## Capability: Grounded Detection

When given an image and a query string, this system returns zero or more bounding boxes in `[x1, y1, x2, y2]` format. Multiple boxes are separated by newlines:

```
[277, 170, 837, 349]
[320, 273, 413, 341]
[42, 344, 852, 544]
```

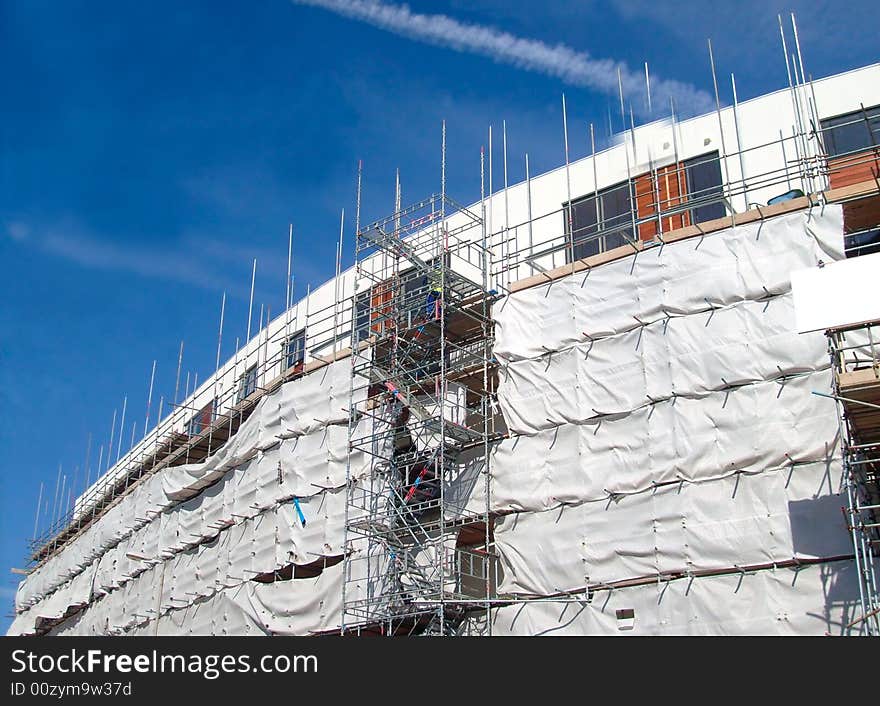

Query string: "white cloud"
[4, 219, 255, 298]
[4, 221, 30, 242]
[292, 0, 715, 116]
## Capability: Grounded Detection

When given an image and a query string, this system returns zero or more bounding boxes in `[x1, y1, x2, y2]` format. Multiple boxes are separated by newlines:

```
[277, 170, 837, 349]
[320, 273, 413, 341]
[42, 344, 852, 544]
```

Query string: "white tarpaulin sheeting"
[491, 372, 839, 512]
[46, 561, 347, 637]
[477, 560, 858, 636]
[494, 460, 848, 595]
[499, 294, 829, 435]
[494, 206, 843, 361]
[12, 359, 364, 634]
[14, 206, 855, 636]
[480, 205, 853, 633]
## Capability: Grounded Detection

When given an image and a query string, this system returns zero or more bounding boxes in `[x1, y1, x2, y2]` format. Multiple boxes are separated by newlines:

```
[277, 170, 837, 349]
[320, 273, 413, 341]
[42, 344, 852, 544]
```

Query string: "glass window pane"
[603, 231, 630, 251]
[354, 293, 370, 342]
[821, 106, 880, 157]
[685, 152, 725, 223]
[600, 182, 634, 243]
[566, 180, 634, 262]
[401, 267, 427, 325]
[845, 228, 880, 258]
[283, 330, 306, 372]
[569, 195, 599, 259]
[187, 400, 214, 436]
[601, 182, 632, 225]
[239, 365, 257, 401]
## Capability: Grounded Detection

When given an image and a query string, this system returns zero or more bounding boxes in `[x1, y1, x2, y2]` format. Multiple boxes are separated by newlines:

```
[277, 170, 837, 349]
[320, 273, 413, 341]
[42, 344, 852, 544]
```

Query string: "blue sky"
[0, 0, 875, 630]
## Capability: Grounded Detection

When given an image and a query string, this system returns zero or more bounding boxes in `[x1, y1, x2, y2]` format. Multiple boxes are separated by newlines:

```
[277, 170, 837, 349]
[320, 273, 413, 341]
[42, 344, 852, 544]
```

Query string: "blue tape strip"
[292, 497, 306, 527]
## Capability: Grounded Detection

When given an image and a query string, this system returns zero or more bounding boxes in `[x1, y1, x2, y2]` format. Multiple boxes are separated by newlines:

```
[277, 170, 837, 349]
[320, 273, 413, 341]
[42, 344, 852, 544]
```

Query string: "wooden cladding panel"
[370, 281, 393, 334]
[843, 194, 880, 234]
[634, 163, 690, 240]
[829, 149, 880, 189]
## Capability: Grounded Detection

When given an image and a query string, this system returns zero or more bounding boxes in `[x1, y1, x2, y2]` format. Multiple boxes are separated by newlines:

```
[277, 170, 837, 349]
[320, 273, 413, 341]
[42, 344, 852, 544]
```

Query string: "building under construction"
[9, 50, 880, 636]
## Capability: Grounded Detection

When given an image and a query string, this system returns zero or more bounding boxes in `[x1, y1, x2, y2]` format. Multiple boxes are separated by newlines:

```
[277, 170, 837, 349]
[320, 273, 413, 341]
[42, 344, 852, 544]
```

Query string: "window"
[238, 364, 258, 402]
[821, 106, 880, 158]
[187, 400, 214, 437]
[566, 152, 725, 262]
[401, 266, 428, 324]
[845, 228, 880, 258]
[399, 255, 448, 325]
[283, 330, 306, 372]
[354, 291, 371, 343]
[683, 151, 725, 224]
[565, 180, 635, 261]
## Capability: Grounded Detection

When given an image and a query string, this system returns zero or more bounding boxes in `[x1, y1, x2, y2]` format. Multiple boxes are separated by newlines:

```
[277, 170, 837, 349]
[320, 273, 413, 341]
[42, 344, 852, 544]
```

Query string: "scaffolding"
[15, 62, 880, 636]
[27, 274, 359, 569]
[342, 150, 503, 634]
[828, 323, 880, 635]
[493, 113, 880, 288]
[28, 83, 879, 573]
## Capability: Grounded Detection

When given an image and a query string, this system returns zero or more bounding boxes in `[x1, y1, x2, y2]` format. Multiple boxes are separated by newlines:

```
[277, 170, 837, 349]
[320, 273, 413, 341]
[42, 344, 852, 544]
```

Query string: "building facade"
[10, 62, 880, 636]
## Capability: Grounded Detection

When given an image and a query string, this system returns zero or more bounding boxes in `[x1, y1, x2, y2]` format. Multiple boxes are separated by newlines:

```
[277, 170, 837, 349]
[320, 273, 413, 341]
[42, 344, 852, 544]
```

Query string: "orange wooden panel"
[843, 194, 880, 233]
[634, 173, 657, 240]
[829, 149, 880, 189]
[660, 163, 691, 232]
[370, 281, 393, 334]
[634, 162, 692, 240]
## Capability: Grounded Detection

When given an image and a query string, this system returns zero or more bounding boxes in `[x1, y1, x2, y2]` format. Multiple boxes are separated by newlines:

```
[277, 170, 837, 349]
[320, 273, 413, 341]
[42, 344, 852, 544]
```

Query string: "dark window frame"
[821, 105, 880, 158]
[187, 400, 215, 437]
[283, 329, 306, 373]
[564, 179, 635, 262]
[564, 151, 725, 263]
[354, 291, 371, 343]
[845, 228, 880, 259]
[238, 363, 258, 402]
[683, 151, 726, 224]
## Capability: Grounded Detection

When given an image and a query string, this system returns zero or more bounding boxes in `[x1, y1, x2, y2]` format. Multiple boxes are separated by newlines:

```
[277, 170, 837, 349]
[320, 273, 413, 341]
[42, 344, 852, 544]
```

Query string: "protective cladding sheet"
[12, 360, 364, 631]
[493, 459, 849, 595]
[229, 562, 344, 635]
[490, 371, 839, 512]
[485, 560, 859, 636]
[493, 206, 843, 361]
[498, 293, 828, 435]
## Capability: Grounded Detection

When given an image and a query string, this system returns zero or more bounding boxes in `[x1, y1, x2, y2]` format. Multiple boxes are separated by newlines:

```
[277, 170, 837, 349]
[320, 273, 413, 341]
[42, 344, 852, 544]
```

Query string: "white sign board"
[792, 252, 880, 333]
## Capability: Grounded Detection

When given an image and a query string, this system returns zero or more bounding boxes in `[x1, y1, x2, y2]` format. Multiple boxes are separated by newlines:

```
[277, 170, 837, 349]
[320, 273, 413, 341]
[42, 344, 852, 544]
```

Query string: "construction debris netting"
[461, 560, 858, 636]
[478, 204, 861, 635]
[10, 360, 370, 636]
[10, 204, 862, 636]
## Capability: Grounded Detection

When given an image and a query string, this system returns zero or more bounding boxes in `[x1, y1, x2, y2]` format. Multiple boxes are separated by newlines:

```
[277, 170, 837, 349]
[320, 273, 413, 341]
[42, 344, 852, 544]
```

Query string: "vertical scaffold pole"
[525, 153, 533, 261]
[707, 39, 734, 221]
[439, 118, 447, 635]
[173, 340, 184, 406]
[502, 119, 509, 287]
[32, 482, 44, 543]
[562, 93, 574, 269]
[143, 360, 156, 437]
[731, 73, 749, 212]
[106, 409, 117, 472]
[116, 396, 127, 463]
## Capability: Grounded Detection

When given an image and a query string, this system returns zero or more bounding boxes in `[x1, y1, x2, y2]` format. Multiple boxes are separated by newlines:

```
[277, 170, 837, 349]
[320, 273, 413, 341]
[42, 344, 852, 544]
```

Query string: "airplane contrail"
[292, 0, 715, 115]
